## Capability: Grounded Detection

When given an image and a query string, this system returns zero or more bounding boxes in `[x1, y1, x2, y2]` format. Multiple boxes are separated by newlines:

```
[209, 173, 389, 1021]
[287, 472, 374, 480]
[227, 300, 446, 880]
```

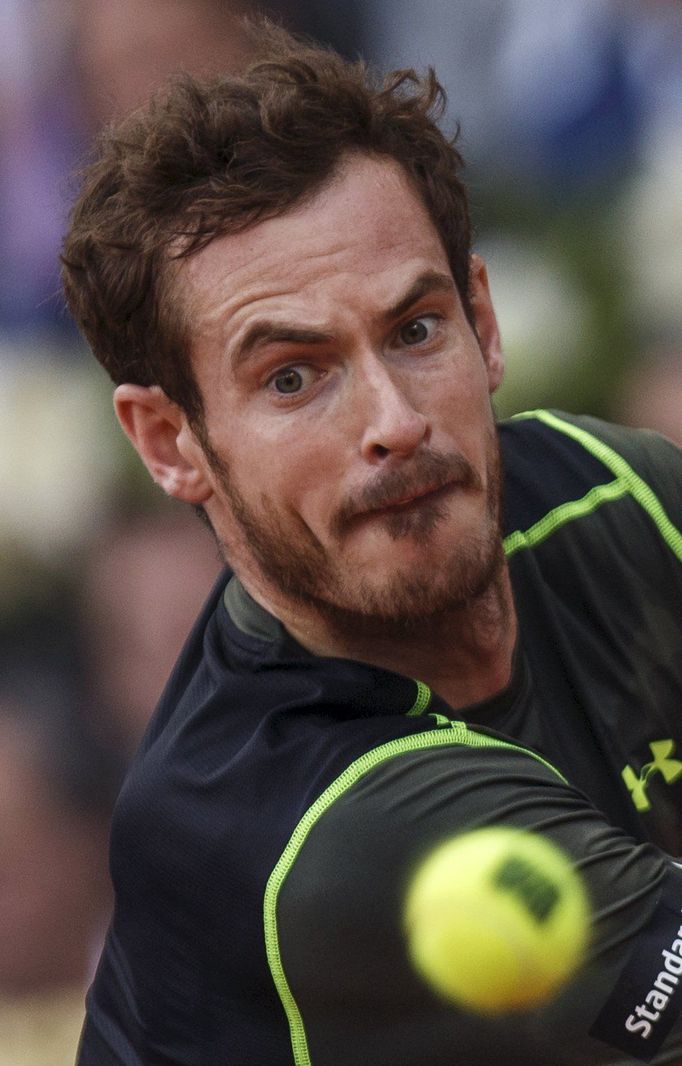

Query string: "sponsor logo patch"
[590, 882, 682, 1061]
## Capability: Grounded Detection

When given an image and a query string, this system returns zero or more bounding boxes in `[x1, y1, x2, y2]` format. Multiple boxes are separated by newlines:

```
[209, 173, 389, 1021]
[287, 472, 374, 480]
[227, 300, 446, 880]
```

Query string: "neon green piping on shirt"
[405, 679, 432, 716]
[263, 726, 567, 1066]
[505, 409, 682, 561]
[503, 478, 627, 558]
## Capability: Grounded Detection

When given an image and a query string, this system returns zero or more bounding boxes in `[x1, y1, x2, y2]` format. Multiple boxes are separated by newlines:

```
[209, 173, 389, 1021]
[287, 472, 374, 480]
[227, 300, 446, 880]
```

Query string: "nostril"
[374, 444, 389, 459]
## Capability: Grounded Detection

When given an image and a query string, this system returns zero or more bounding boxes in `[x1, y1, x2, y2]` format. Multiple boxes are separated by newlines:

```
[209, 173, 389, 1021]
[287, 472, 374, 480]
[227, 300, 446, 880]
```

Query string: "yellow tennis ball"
[404, 827, 590, 1013]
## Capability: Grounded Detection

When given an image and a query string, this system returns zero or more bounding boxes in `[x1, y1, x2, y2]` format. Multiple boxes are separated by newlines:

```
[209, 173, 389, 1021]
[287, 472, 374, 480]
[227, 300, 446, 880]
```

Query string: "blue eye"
[399, 315, 438, 346]
[269, 364, 323, 395]
[273, 368, 304, 394]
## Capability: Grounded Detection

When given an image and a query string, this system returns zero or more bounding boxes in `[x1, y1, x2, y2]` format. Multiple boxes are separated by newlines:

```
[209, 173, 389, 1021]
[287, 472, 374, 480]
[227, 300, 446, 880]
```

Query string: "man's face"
[180, 154, 504, 625]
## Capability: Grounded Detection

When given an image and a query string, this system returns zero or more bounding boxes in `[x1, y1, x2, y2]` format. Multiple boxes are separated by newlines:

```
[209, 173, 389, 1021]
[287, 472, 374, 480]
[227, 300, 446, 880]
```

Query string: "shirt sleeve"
[274, 738, 682, 1065]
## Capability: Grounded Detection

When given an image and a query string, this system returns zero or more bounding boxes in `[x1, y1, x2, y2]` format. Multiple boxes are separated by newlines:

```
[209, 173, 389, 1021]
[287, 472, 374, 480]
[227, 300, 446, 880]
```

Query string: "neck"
[270, 564, 518, 711]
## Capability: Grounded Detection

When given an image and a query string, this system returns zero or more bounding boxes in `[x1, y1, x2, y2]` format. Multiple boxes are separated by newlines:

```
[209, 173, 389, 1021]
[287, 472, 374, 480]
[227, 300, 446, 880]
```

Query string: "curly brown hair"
[62, 18, 472, 430]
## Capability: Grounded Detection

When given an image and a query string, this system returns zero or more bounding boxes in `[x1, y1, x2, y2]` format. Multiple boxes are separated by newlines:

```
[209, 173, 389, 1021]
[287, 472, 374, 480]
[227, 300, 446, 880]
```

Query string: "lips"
[369, 479, 456, 515]
[331, 449, 479, 539]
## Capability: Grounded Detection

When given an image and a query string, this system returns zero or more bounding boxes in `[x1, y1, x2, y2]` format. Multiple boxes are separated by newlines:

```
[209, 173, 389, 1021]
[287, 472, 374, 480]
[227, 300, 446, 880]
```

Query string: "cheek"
[225, 422, 339, 526]
[431, 358, 493, 431]
[252, 390, 351, 464]
[285, 454, 342, 529]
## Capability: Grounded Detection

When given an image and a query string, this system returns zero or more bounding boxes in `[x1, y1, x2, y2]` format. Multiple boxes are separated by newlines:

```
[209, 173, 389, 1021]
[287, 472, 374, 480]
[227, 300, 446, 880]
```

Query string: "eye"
[398, 314, 440, 347]
[268, 365, 320, 395]
[273, 368, 304, 394]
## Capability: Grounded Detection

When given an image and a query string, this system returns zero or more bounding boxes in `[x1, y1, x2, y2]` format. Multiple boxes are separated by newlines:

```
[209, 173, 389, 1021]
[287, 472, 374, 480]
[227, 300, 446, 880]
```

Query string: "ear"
[469, 253, 504, 393]
[114, 384, 213, 504]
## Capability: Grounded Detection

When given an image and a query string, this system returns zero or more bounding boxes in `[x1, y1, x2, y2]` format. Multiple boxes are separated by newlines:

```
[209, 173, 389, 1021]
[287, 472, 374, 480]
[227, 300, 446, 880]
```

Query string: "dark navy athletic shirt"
[78, 411, 682, 1065]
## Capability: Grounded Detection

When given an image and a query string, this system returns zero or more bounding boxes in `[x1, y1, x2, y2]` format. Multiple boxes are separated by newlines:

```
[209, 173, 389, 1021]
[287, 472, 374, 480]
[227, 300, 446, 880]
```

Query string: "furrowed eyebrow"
[231, 324, 334, 370]
[229, 271, 455, 369]
[384, 271, 456, 323]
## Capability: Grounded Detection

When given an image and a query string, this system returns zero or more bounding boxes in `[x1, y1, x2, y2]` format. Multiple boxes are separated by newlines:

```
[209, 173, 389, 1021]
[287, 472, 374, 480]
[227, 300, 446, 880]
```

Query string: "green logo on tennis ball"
[493, 856, 560, 923]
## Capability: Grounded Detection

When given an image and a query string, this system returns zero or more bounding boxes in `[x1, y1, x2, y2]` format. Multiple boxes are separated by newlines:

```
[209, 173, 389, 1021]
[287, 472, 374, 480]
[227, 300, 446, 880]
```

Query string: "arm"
[274, 733, 682, 1065]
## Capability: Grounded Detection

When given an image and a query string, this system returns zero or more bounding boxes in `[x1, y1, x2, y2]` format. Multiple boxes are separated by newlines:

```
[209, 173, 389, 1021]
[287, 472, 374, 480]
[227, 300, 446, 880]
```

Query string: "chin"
[329, 545, 503, 625]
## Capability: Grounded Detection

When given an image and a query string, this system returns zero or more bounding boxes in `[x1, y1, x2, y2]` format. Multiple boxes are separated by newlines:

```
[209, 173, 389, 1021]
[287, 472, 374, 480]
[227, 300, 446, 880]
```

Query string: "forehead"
[180, 154, 452, 342]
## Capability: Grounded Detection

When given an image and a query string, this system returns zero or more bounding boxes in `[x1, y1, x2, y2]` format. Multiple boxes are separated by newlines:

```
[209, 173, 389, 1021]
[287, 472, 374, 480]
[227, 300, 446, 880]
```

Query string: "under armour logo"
[621, 740, 682, 812]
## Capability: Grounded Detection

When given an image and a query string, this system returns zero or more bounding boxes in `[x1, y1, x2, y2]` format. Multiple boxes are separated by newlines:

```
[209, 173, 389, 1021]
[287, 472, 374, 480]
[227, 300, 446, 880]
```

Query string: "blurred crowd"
[1, 1, 681, 1062]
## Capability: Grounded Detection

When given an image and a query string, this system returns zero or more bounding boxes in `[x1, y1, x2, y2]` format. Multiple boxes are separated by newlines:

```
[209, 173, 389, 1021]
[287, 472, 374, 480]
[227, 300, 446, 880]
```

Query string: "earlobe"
[113, 384, 213, 504]
[469, 254, 505, 393]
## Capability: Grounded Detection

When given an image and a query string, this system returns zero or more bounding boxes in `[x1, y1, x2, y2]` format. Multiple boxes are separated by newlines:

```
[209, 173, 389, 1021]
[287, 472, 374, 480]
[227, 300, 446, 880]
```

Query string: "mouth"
[366, 479, 457, 517]
[332, 450, 477, 540]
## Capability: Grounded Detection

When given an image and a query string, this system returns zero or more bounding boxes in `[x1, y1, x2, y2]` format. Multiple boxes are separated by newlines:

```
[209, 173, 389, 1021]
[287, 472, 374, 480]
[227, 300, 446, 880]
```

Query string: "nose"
[357, 358, 429, 463]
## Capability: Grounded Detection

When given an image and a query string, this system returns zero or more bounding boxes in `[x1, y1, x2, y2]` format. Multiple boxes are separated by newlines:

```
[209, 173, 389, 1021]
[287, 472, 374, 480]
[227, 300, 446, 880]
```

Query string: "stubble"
[202, 423, 506, 634]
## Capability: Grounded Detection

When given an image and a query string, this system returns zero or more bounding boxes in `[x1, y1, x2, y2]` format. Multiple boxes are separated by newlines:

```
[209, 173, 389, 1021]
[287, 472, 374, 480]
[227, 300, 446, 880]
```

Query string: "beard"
[202, 423, 505, 632]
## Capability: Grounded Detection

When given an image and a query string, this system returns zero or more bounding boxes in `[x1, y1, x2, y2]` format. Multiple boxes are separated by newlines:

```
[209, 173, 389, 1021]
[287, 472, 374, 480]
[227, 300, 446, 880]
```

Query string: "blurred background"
[1, 1, 680, 1061]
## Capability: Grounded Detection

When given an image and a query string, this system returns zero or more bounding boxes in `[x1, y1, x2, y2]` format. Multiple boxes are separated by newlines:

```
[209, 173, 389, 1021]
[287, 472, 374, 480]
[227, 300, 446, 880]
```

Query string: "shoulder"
[502, 408, 681, 499]
[500, 409, 682, 564]
[271, 725, 682, 1064]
